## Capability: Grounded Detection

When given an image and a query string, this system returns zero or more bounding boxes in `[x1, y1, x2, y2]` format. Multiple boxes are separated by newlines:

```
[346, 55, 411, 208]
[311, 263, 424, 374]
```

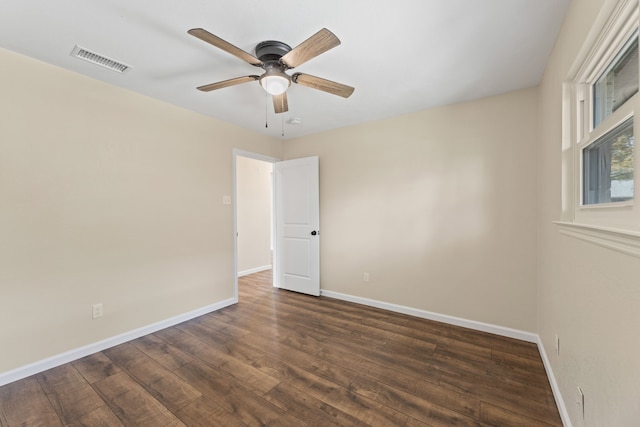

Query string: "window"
[583, 117, 634, 205]
[582, 31, 638, 208]
[593, 35, 639, 127]
[558, 0, 640, 257]
[578, 26, 638, 209]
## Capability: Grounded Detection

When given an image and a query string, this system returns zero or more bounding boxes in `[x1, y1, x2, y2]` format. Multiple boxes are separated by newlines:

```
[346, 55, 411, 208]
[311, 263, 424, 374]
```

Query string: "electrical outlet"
[363, 272, 370, 282]
[555, 334, 560, 356]
[92, 303, 103, 319]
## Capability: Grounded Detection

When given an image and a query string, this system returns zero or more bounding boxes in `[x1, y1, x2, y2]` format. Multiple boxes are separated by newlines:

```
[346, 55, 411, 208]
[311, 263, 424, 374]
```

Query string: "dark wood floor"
[0, 270, 562, 426]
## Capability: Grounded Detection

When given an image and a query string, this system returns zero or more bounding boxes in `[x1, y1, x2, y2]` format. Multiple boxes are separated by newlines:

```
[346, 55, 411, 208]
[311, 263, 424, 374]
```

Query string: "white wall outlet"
[555, 334, 560, 356]
[222, 195, 231, 205]
[363, 272, 370, 282]
[92, 303, 103, 319]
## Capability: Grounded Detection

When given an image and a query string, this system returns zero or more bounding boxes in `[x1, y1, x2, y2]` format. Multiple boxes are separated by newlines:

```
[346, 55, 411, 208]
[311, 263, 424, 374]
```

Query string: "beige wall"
[236, 156, 272, 274]
[538, 0, 640, 425]
[0, 48, 281, 374]
[283, 88, 539, 332]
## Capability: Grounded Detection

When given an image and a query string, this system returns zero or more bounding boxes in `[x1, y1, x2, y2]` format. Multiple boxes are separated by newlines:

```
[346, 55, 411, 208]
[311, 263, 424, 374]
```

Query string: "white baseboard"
[0, 297, 237, 387]
[238, 265, 272, 277]
[320, 289, 538, 343]
[537, 339, 572, 427]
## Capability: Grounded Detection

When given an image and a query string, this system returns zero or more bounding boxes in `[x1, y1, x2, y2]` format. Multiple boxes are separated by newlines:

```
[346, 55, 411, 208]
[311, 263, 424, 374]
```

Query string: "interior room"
[1, 0, 639, 426]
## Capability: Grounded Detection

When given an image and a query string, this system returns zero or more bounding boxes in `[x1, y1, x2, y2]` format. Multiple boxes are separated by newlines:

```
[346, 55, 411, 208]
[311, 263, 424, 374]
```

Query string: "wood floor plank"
[443, 348, 554, 400]
[319, 325, 437, 380]
[174, 396, 249, 427]
[480, 401, 559, 426]
[104, 343, 202, 413]
[440, 371, 561, 426]
[92, 371, 185, 426]
[157, 327, 280, 396]
[254, 354, 410, 426]
[174, 360, 249, 410]
[175, 360, 301, 426]
[65, 405, 126, 427]
[43, 381, 107, 425]
[0, 377, 63, 426]
[404, 416, 436, 426]
[349, 373, 479, 426]
[155, 329, 232, 368]
[192, 313, 253, 339]
[33, 363, 110, 425]
[152, 325, 191, 345]
[246, 333, 360, 389]
[35, 363, 87, 395]
[144, 373, 202, 414]
[227, 305, 329, 345]
[0, 270, 562, 426]
[131, 333, 195, 372]
[281, 295, 443, 352]
[315, 342, 443, 386]
[491, 348, 549, 379]
[353, 363, 479, 420]
[405, 316, 541, 360]
[432, 346, 554, 402]
[177, 320, 266, 365]
[282, 307, 439, 364]
[264, 383, 369, 427]
[72, 352, 122, 384]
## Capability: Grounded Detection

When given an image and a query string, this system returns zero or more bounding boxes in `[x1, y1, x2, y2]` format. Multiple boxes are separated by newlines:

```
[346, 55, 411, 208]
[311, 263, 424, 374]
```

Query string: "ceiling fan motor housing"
[255, 40, 292, 63]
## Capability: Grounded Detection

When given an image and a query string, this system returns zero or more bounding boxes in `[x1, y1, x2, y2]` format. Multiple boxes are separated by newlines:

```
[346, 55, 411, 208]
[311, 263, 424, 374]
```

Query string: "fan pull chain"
[281, 115, 285, 137]
[265, 95, 269, 128]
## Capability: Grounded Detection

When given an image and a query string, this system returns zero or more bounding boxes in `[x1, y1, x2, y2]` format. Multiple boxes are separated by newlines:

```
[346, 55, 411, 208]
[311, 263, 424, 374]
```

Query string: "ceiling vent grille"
[70, 45, 131, 73]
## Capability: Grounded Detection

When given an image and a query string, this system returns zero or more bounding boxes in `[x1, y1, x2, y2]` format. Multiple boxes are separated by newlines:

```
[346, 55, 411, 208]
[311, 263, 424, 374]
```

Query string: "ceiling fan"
[187, 27, 354, 114]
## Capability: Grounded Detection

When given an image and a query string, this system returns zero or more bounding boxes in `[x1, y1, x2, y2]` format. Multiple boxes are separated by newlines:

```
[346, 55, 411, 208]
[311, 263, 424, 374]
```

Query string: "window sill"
[577, 201, 634, 210]
[554, 221, 640, 258]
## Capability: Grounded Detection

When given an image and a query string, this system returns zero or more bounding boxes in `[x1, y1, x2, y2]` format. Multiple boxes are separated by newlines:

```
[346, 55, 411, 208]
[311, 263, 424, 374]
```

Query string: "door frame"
[232, 149, 280, 302]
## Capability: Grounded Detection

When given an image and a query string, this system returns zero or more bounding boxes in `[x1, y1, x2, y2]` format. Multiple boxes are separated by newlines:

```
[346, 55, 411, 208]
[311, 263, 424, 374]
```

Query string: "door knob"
[311, 230, 318, 236]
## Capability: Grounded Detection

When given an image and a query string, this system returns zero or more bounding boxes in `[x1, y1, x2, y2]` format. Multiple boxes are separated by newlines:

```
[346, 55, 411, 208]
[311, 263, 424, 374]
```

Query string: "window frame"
[592, 31, 639, 129]
[578, 101, 635, 209]
[557, 0, 640, 257]
[582, 115, 635, 206]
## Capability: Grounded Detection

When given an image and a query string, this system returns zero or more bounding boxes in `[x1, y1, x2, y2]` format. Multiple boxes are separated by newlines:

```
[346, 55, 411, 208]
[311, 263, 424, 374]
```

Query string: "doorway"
[233, 150, 321, 300]
[233, 150, 278, 300]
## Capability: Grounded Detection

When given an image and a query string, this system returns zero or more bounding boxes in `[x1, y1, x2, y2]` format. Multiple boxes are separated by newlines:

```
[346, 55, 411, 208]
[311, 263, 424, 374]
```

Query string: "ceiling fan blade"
[188, 28, 263, 67]
[273, 92, 289, 114]
[292, 73, 354, 98]
[197, 75, 259, 92]
[280, 28, 340, 69]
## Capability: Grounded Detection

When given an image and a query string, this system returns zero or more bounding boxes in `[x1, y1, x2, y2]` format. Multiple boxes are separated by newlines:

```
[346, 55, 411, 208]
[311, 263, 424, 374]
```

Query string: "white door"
[274, 156, 320, 296]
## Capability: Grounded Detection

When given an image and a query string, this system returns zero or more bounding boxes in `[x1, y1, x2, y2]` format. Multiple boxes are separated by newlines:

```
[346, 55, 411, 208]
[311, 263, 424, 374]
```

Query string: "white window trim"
[560, 0, 640, 255]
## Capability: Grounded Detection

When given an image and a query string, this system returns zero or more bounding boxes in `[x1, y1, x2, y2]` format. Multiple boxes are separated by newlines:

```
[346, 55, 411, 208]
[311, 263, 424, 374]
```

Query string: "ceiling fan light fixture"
[260, 69, 291, 95]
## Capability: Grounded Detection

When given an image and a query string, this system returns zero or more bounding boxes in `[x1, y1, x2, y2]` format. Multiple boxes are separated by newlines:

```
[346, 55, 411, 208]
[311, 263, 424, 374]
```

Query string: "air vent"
[70, 45, 131, 73]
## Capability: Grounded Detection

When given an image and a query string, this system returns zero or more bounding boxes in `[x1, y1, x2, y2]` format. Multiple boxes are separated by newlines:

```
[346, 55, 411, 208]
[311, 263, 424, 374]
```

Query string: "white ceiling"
[0, 0, 570, 139]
